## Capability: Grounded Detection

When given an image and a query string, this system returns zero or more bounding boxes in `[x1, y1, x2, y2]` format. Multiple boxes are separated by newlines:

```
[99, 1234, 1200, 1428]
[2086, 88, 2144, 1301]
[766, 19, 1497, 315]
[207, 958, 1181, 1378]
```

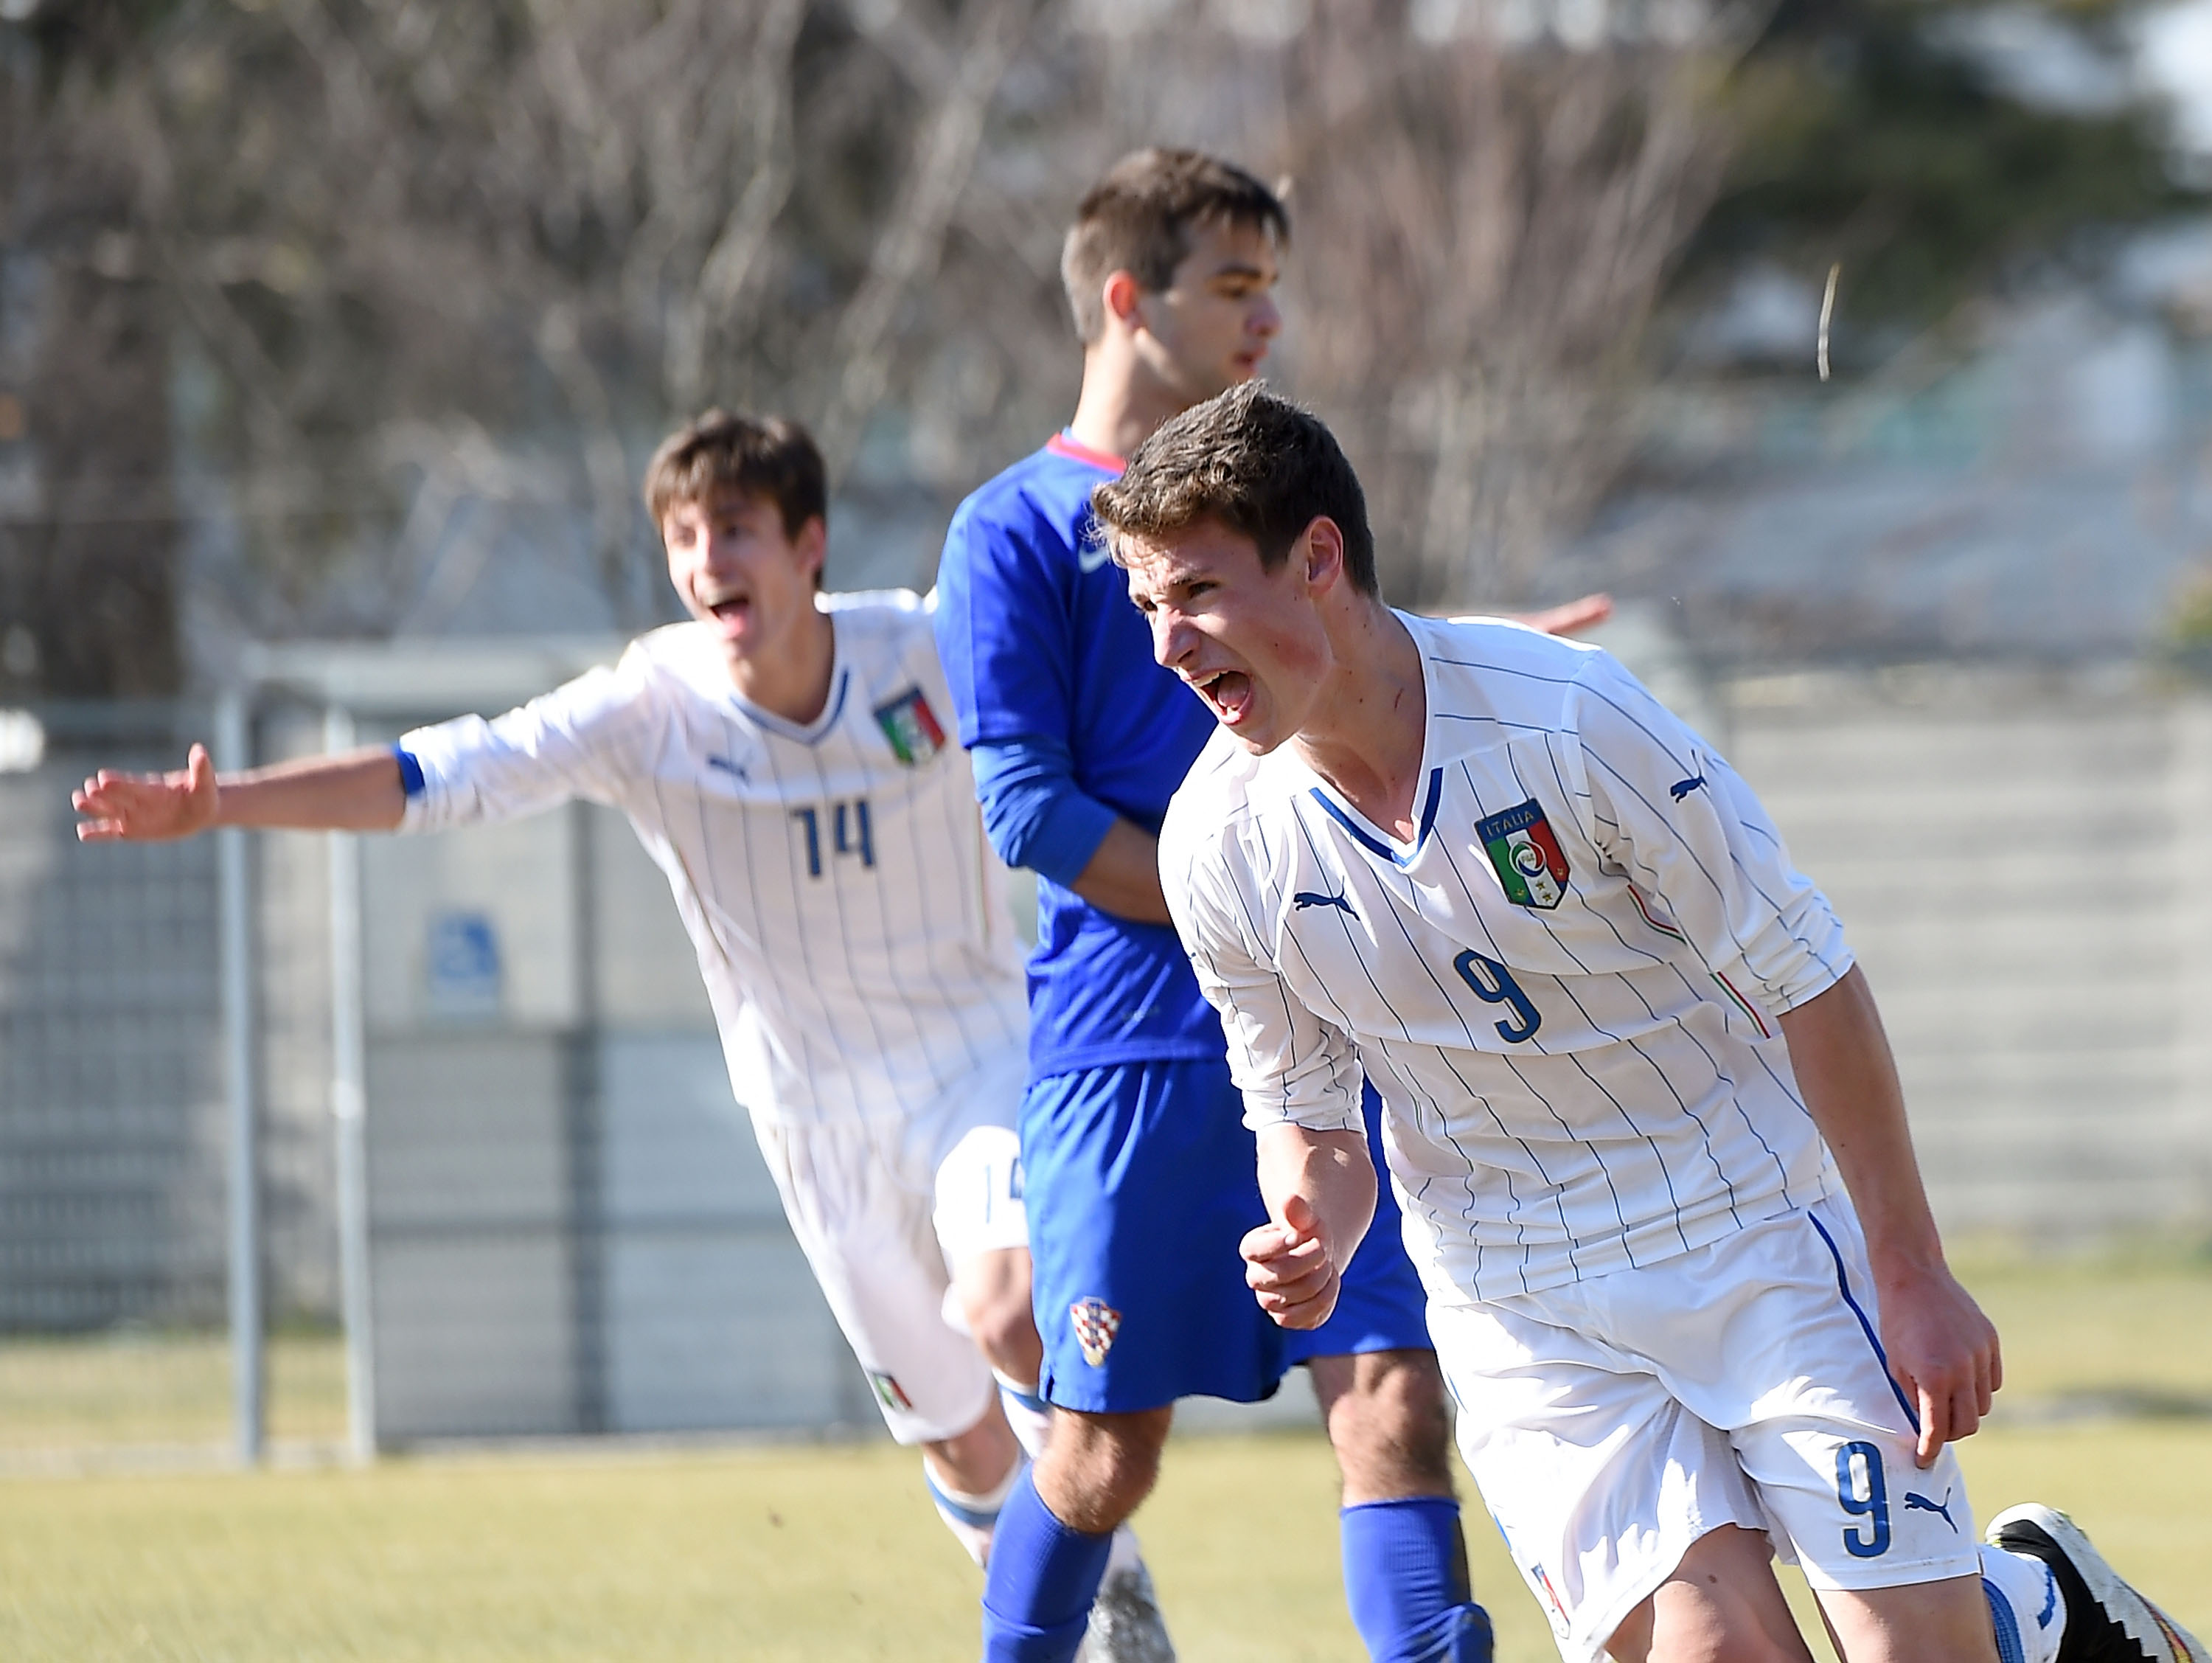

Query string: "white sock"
[1106, 1521, 1144, 1579]
[923, 1454, 1023, 1568]
[995, 1370, 1052, 1460]
[1982, 1542, 2067, 1663]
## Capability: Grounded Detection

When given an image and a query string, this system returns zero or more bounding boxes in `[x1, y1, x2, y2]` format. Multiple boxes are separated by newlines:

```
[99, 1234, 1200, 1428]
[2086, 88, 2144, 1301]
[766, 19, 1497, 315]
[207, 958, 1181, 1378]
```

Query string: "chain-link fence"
[0, 702, 355, 1347]
[0, 704, 230, 1331]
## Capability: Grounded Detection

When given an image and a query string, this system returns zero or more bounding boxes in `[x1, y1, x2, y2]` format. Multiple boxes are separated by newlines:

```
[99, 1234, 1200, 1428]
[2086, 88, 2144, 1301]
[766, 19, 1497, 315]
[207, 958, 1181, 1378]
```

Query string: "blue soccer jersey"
[935, 434, 1226, 1076]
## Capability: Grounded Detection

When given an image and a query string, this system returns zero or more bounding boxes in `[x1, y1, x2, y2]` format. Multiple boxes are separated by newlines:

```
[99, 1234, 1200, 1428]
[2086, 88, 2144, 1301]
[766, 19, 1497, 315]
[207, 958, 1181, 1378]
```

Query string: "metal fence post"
[564, 800, 609, 1434]
[324, 705, 377, 1462]
[214, 690, 265, 1466]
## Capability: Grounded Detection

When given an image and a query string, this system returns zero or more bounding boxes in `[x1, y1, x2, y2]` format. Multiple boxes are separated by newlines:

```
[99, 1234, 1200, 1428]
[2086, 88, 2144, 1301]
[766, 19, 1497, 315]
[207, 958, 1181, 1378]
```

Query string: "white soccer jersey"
[400, 593, 1028, 1126]
[1159, 614, 1854, 1305]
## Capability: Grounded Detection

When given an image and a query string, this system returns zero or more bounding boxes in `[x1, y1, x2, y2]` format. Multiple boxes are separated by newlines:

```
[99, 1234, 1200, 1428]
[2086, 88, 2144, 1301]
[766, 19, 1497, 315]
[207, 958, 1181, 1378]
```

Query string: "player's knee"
[928, 1412, 1022, 1497]
[1328, 1350, 1456, 1496]
[1385, 1352, 1456, 1471]
[962, 1285, 1044, 1381]
[1082, 1415, 1167, 1513]
[952, 1248, 1040, 1381]
[1036, 1407, 1170, 1532]
[1318, 1353, 1460, 1495]
[1607, 1527, 1809, 1663]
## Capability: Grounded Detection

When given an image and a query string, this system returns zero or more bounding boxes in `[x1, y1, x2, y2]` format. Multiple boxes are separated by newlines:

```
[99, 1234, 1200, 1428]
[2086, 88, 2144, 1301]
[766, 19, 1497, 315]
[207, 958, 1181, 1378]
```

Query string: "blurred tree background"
[0, 0, 2190, 694]
[1692, 0, 2185, 325]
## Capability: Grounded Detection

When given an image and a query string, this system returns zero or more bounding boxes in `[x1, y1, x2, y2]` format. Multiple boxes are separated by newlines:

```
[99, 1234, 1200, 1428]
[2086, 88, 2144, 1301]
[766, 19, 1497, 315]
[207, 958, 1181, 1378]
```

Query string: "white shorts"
[1430, 1195, 1978, 1663]
[752, 1046, 1029, 1445]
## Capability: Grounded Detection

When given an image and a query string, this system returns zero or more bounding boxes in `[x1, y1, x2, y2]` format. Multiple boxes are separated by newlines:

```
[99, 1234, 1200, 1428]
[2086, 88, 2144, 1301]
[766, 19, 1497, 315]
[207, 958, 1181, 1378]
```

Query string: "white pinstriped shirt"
[1159, 614, 1852, 1305]
[399, 594, 1028, 1126]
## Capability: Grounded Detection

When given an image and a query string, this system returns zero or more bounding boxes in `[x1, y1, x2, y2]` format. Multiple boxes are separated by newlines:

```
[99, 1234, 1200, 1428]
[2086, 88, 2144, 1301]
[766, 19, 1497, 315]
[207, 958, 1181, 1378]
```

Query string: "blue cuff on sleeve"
[970, 736, 1116, 886]
[392, 746, 425, 798]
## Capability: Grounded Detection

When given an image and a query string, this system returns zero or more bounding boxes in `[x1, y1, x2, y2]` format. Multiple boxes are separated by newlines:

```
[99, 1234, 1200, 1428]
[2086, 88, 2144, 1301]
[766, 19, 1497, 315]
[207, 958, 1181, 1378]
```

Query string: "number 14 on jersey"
[790, 799, 873, 878]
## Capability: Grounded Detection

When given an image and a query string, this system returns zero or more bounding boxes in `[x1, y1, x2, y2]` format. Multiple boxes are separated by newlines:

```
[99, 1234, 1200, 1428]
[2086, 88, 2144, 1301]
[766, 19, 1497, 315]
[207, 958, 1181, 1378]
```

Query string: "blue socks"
[980, 1478, 1491, 1663]
[1342, 1496, 1495, 1663]
[980, 1464, 1114, 1663]
[1986, 1578, 2029, 1663]
[1980, 1542, 2065, 1663]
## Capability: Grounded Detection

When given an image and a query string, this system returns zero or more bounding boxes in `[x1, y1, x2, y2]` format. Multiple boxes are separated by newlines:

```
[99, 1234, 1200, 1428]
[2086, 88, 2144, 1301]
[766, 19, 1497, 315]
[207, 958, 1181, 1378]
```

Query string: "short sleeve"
[1568, 653, 1852, 1018]
[933, 496, 1079, 751]
[1159, 803, 1367, 1135]
[398, 650, 657, 834]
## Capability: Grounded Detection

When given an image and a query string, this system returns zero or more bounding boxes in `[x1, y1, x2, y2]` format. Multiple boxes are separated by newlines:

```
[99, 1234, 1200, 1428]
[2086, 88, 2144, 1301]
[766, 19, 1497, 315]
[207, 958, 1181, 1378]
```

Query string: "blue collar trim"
[1307, 767, 1444, 869]
[737, 664, 850, 745]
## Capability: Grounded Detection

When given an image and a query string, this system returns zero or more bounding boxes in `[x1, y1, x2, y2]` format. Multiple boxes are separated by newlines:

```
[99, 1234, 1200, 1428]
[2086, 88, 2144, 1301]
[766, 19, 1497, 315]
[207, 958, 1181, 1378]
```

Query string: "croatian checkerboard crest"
[1069, 1296, 1121, 1367]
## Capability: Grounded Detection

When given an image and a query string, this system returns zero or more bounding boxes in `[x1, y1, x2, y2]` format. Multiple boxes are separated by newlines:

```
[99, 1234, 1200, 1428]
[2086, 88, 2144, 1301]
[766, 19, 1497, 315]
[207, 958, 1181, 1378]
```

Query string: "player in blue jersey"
[934, 149, 1599, 1663]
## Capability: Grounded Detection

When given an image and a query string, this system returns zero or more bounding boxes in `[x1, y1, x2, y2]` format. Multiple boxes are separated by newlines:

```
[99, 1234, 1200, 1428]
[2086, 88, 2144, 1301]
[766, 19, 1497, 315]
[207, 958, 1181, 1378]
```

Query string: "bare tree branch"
[675, 0, 810, 411]
[816, 0, 1046, 475]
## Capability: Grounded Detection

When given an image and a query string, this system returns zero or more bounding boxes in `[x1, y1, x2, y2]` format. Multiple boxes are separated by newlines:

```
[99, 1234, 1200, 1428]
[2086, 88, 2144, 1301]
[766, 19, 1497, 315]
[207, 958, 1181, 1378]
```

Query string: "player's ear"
[1102, 270, 1145, 333]
[1301, 517, 1344, 594]
[794, 514, 828, 580]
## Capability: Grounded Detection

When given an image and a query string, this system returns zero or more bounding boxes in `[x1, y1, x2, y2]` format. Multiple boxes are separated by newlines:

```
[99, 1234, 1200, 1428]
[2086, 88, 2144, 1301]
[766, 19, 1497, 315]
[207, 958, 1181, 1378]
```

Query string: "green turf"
[0, 1330, 346, 1451]
[0, 1250, 2207, 1658]
[0, 1425, 2206, 1661]
[1956, 1245, 2212, 1418]
[6, 1245, 2205, 1458]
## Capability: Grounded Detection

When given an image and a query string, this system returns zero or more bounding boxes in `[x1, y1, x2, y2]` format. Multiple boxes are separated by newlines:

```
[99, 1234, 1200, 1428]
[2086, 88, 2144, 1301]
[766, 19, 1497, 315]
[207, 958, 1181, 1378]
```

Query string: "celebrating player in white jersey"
[1109, 384, 2202, 1663]
[71, 410, 1167, 1654]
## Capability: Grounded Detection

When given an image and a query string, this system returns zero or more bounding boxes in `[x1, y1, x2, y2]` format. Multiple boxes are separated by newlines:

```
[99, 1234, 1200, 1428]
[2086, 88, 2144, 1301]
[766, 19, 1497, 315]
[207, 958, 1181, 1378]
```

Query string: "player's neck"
[1066, 348, 1186, 465]
[726, 605, 837, 725]
[1292, 603, 1427, 839]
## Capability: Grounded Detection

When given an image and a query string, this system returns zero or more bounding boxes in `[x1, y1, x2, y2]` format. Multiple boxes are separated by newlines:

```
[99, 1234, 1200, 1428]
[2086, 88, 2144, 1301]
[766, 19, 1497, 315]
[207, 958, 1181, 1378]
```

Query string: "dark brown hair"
[1090, 381, 1377, 597]
[642, 409, 827, 538]
[1060, 149, 1290, 344]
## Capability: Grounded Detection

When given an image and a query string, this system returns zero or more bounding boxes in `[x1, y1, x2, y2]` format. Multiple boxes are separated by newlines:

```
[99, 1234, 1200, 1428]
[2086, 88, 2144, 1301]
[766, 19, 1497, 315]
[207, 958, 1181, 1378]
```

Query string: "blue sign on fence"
[426, 909, 502, 1020]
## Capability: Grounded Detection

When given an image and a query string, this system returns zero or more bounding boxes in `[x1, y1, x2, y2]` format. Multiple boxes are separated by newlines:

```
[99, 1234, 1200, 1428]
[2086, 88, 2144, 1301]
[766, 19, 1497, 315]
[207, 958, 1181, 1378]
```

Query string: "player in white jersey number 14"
[71, 411, 1170, 1659]
[1116, 383, 2202, 1663]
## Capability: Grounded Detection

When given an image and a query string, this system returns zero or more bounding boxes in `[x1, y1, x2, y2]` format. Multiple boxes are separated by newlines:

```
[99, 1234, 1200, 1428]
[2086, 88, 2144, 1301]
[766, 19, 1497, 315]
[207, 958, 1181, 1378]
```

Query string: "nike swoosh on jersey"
[1077, 538, 1115, 573]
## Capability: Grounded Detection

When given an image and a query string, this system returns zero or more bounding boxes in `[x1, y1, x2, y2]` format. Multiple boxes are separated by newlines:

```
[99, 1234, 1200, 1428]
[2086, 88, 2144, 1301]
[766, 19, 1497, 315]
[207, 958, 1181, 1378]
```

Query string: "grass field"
[0, 1330, 347, 1455]
[0, 1249, 2206, 1660]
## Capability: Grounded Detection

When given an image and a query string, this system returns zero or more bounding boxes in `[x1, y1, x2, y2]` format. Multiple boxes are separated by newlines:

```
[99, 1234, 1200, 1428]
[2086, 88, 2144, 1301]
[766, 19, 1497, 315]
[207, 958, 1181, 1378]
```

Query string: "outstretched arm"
[74, 743, 407, 842]
[1240, 1123, 1377, 1330]
[1777, 965, 2000, 1468]
[1507, 592, 1612, 636]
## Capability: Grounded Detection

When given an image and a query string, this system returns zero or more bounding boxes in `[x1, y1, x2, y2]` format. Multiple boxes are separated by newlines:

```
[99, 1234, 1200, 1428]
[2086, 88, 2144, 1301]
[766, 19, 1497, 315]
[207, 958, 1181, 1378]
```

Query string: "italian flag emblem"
[1475, 799, 1571, 910]
[874, 687, 946, 765]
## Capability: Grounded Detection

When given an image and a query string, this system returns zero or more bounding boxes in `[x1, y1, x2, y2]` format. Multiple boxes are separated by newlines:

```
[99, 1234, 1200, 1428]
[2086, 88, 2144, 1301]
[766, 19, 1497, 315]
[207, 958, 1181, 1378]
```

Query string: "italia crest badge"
[1475, 799, 1570, 910]
[1070, 1297, 1121, 1367]
[874, 687, 946, 765]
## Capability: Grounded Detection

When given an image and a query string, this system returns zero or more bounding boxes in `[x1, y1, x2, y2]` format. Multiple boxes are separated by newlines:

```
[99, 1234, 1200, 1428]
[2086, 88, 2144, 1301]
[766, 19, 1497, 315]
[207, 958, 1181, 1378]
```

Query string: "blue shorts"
[1021, 1054, 1431, 1414]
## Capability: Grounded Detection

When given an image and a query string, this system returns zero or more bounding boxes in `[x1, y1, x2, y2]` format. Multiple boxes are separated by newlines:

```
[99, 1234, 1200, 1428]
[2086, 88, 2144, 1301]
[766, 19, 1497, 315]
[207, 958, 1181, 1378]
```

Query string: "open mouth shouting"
[698, 589, 753, 637]
[1189, 666, 1256, 727]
